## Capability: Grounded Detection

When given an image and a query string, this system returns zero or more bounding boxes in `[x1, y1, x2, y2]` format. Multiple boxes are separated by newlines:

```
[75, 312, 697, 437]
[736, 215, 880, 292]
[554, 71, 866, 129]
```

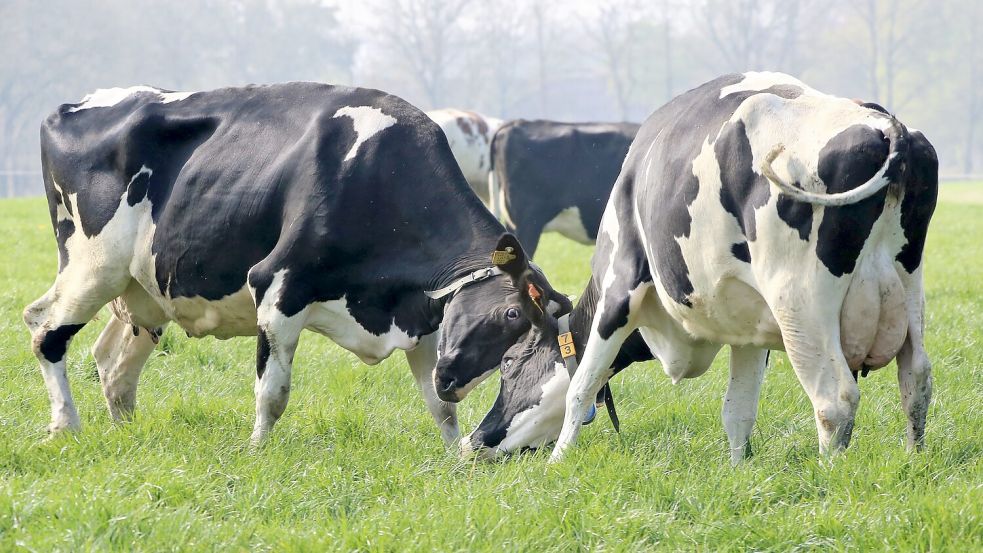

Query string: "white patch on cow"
[305, 295, 419, 364]
[159, 91, 195, 104]
[129, 165, 153, 185]
[427, 109, 502, 205]
[463, 361, 570, 459]
[499, 362, 570, 451]
[598, 206, 621, 296]
[719, 71, 810, 98]
[169, 287, 258, 338]
[543, 206, 592, 244]
[69, 86, 195, 112]
[334, 106, 397, 162]
[667, 134, 782, 347]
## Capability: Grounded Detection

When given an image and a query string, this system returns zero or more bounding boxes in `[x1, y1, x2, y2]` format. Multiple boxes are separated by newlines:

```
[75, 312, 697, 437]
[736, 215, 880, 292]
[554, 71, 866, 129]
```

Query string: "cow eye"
[502, 358, 515, 370]
[505, 307, 520, 320]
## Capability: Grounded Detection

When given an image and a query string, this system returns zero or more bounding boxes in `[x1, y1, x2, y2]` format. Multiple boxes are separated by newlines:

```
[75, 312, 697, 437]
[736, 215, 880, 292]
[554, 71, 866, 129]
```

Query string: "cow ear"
[517, 267, 559, 327]
[492, 233, 529, 279]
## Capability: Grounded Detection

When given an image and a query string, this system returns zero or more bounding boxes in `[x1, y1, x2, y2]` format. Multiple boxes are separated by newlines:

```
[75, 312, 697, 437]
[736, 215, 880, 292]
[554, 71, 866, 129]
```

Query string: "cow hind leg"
[23, 279, 122, 434]
[897, 271, 932, 451]
[248, 271, 307, 445]
[722, 346, 768, 465]
[777, 309, 860, 455]
[405, 331, 459, 446]
[92, 316, 161, 422]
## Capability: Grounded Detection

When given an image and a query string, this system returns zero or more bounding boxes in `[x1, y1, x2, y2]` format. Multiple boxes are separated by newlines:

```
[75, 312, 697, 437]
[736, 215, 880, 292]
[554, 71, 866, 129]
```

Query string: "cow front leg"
[405, 331, 459, 446]
[722, 346, 768, 465]
[92, 316, 162, 422]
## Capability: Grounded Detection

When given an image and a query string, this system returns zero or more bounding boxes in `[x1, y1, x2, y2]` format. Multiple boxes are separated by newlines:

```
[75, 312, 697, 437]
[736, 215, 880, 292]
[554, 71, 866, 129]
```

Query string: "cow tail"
[760, 117, 910, 206]
[487, 121, 512, 222]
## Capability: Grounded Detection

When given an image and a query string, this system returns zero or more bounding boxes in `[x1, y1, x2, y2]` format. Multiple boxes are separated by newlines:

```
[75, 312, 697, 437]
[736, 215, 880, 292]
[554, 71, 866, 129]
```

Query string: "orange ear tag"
[527, 283, 544, 313]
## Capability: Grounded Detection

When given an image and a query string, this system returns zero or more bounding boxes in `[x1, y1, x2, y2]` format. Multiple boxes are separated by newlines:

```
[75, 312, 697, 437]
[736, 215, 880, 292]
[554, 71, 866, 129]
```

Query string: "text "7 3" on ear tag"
[558, 332, 576, 359]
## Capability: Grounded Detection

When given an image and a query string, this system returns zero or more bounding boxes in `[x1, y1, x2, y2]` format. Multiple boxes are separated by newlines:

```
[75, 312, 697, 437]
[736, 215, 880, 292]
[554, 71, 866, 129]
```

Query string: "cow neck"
[558, 278, 621, 432]
[563, 276, 648, 375]
[564, 277, 601, 365]
[422, 197, 506, 315]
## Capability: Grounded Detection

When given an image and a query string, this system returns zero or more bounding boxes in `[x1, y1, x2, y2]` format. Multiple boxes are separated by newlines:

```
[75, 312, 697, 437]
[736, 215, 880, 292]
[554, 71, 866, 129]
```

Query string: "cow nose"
[434, 374, 460, 402]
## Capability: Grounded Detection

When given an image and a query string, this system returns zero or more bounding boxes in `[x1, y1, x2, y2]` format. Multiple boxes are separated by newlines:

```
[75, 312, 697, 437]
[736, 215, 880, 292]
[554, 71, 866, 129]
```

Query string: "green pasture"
[0, 185, 981, 551]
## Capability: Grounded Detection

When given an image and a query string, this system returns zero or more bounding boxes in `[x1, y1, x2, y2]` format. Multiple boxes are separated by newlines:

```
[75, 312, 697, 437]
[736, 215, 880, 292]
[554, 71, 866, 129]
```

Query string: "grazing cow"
[489, 120, 639, 256]
[24, 83, 565, 445]
[456, 72, 938, 462]
[427, 109, 502, 206]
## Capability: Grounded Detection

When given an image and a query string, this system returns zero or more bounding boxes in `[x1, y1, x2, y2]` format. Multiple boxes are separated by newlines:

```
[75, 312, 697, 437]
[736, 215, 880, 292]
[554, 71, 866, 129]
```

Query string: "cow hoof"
[45, 419, 81, 440]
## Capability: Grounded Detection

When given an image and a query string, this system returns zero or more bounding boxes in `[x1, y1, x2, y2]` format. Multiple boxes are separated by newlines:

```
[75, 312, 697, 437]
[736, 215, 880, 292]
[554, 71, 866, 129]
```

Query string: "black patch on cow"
[126, 169, 151, 206]
[61, 191, 74, 216]
[42, 94, 219, 239]
[632, 73, 803, 307]
[589, 172, 656, 338]
[861, 102, 890, 115]
[492, 120, 639, 256]
[38, 323, 85, 362]
[814, 125, 890, 277]
[256, 328, 271, 379]
[896, 131, 938, 272]
[55, 218, 75, 271]
[716, 120, 771, 241]
[731, 241, 751, 263]
[776, 194, 813, 241]
[759, 84, 804, 100]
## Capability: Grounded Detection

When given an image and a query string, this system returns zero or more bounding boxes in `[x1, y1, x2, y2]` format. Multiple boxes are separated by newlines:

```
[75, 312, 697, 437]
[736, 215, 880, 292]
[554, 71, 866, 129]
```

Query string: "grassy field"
[1, 185, 981, 551]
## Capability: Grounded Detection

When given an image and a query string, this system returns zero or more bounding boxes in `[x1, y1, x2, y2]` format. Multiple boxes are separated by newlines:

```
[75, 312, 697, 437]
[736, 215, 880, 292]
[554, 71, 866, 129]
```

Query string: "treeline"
[1, 0, 979, 196]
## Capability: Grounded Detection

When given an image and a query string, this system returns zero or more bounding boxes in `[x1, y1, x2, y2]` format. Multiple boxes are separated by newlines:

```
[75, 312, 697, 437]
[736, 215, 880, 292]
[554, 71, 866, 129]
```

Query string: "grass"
[1, 184, 981, 551]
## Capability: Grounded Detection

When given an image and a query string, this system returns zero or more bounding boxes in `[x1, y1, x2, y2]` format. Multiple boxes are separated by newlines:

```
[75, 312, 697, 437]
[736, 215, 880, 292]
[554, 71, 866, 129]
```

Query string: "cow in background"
[489, 120, 639, 256]
[427, 109, 502, 207]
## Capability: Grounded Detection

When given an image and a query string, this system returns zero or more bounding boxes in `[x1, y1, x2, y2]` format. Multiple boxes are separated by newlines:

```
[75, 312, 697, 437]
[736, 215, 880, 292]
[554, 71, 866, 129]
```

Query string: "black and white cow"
[427, 109, 502, 206]
[24, 83, 566, 445]
[489, 120, 640, 256]
[457, 72, 938, 462]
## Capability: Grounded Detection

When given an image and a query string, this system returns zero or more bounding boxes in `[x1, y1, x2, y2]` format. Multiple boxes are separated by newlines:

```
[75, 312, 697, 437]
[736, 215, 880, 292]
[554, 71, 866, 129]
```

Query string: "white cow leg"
[722, 346, 768, 465]
[23, 279, 119, 435]
[550, 323, 633, 463]
[896, 271, 932, 451]
[250, 307, 306, 446]
[92, 316, 161, 422]
[779, 314, 860, 455]
[405, 331, 459, 446]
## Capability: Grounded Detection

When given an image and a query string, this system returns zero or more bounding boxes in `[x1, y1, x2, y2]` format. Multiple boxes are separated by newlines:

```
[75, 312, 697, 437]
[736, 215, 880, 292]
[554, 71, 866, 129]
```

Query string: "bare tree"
[965, 0, 981, 173]
[530, 0, 553, 117]
[368, 0, 472, 108]
[582, 1, 645, 121]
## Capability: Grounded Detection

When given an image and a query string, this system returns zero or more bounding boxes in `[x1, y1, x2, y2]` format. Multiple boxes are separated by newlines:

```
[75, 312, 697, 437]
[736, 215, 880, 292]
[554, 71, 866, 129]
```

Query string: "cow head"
[459, 319, 570, 460]
[433, 234, 570, 403]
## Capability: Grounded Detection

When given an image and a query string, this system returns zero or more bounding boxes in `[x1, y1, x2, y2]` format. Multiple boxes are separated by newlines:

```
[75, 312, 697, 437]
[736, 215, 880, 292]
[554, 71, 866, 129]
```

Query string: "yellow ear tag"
[558, 332, 576, 359]
[491, 246, 517, 266]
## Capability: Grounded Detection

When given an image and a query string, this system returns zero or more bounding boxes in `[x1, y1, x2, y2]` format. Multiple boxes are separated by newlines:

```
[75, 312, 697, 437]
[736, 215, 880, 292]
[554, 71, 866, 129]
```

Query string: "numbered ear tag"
[491, 247, 516, 265]
[558, 332, 576, 359]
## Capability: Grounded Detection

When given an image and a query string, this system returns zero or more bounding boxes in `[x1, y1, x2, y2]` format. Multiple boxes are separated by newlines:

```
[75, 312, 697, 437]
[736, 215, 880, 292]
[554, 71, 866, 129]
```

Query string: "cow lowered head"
[432, 233, 571, 403]
[459, 276, 652, 460]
